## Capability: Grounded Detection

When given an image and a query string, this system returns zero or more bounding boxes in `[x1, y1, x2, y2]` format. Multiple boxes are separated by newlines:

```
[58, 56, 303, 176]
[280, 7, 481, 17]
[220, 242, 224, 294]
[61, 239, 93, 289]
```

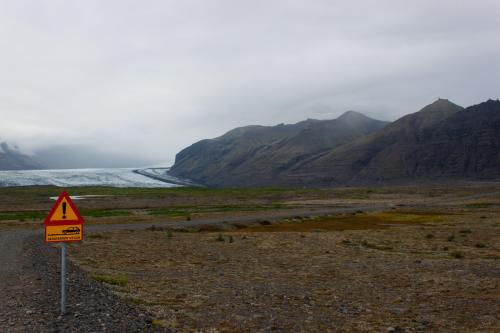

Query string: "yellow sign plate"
[45, 224, 83, 243]
[48, 197, 81, 222]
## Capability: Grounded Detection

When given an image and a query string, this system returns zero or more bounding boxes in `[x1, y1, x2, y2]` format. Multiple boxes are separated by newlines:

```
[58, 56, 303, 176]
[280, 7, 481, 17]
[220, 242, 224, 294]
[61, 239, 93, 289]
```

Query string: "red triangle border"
[44, 191, 85, 225]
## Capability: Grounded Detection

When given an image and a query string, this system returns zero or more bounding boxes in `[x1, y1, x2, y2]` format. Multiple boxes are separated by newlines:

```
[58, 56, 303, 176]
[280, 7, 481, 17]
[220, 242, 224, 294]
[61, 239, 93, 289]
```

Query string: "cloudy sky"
[0, 0, 499, 165]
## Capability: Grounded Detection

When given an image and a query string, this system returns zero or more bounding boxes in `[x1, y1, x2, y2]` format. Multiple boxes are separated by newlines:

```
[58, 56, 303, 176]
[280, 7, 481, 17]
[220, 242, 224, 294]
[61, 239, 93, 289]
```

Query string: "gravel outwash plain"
[1, 184, 499, 332]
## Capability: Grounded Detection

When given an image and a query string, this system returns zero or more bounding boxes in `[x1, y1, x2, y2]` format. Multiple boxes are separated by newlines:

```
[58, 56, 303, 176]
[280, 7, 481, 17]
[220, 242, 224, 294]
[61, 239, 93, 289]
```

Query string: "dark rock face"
[409, 100, 500, 179]
[0, 142, 42, 170]
[295, 99, 499, 185]
[170, 120, 320, 185]
[292, 98, 466, 185]
[169, 112, 388, 186]
[170, 99, 500, 187]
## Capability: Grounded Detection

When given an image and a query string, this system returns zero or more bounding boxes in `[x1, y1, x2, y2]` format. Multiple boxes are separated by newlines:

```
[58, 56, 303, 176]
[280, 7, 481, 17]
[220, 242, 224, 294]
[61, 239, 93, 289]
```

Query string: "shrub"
[91, 273, 128, 286]
[147, 225, 164, 232]
[450, 251, 464, 259]
[198, 224, 223, 232]
[232, 223, 248, 229]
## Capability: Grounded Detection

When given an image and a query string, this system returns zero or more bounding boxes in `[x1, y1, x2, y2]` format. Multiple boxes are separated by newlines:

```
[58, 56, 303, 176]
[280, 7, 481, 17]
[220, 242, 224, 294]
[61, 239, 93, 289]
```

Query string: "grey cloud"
[0, 0, 499, 165]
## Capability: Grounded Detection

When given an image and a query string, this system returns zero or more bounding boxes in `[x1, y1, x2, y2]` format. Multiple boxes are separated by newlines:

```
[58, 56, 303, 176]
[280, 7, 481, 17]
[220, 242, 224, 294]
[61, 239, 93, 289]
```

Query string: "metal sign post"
[61, 243, 67, 315]
[44, 192, 85, 316]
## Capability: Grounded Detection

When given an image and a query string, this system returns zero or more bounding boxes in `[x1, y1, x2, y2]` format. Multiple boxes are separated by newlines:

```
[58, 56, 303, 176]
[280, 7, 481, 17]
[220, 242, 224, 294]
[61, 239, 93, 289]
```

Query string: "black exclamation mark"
[62, 202, 67, 219]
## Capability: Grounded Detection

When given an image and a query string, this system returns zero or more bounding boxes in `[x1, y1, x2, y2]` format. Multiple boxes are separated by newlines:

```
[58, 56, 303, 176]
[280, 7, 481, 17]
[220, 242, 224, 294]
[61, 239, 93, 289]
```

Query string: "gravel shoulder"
[0, 230, 170, 332]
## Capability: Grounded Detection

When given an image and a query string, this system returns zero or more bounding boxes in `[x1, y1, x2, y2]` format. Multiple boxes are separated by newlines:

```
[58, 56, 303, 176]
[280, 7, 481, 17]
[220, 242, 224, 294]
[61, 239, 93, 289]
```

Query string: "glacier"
[0, 168, 190, 188]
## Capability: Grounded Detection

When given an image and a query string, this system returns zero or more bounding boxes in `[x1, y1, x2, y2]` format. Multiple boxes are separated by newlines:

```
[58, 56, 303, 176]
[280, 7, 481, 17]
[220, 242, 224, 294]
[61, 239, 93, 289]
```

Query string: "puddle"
[49, 195, 108, 201]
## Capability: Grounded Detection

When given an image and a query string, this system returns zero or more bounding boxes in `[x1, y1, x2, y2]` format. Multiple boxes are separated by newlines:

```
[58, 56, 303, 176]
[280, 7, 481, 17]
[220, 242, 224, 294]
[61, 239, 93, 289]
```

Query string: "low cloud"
[0, 0, 499, 165]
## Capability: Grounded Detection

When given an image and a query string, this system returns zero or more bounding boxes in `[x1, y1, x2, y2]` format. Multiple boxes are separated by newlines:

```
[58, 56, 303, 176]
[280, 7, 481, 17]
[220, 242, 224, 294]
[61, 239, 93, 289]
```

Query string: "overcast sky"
[0, 0, 499, 165]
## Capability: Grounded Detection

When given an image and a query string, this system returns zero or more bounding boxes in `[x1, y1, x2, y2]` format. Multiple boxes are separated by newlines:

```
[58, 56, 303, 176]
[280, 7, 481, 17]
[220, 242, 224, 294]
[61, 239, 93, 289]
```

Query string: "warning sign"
[45, 224, 83, 242]
[44, 192, 84, 243]
[45, 191, 84, 225]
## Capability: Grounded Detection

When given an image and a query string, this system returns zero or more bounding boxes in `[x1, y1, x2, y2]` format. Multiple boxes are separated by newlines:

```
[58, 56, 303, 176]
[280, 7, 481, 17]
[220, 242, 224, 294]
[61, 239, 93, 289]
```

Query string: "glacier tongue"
[0, 168, 184, 188]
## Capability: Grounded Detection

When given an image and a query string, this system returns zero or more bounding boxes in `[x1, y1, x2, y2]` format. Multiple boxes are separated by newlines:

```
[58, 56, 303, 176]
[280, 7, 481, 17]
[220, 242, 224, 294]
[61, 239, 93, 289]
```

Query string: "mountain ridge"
[169, 110, 389, 185]
[0, 142, 42, 170]
[170, 99, 500, 187]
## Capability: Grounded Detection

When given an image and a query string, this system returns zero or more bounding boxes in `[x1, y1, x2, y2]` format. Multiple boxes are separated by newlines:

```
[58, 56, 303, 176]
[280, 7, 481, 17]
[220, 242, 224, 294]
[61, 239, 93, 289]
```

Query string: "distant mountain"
[0, 142, 154, 171]
[33, 145, 154, 169]
[0, 142, 42, 170]
[169, 99, 500, 187]
[169, 112, 389, 185]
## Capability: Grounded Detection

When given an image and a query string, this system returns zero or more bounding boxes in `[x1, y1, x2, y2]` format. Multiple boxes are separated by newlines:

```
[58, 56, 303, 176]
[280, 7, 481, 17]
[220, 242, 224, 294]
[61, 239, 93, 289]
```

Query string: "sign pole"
[44, 192, 84, 316]
[61, 243, 67, 315]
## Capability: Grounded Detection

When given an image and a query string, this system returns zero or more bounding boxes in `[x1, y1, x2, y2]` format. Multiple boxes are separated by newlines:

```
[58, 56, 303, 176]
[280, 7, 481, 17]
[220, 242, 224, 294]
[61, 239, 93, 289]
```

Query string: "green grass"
[450, 251, 464, 259]
[0, 184, 490, 202]
[0, 211, 46, 221]
[0, 202, 286, 221]
[0, 185, 425, 201]
[80, 209, 132, 218]
[152, 319, 169, 328]
[0, 209, 131, 221]
[88, 233, 108, 239]
[0, 186, 317, 199]
[91, 273, 129, 286]
[0, 185, 478, 206]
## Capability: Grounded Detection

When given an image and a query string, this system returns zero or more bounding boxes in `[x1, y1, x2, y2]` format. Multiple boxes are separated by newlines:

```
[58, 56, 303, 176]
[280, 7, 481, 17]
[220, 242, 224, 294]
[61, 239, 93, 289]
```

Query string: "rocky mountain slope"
[170, 99, 500, 187]
[288, 98, 466, 185]
[169, 111, 389, 185]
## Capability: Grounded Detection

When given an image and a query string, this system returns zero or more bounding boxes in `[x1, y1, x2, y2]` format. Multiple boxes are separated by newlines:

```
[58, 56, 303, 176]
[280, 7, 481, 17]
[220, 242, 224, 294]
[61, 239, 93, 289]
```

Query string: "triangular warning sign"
[44, 191, 84, 225]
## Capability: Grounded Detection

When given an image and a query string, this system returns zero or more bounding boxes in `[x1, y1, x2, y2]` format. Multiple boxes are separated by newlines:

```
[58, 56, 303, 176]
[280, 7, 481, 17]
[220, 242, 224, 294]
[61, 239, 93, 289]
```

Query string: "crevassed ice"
[0, 168, 182, 188]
